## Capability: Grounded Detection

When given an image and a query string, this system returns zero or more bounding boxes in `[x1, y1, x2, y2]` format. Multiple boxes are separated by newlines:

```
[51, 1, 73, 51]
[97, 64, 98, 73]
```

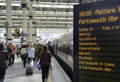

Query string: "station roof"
[0, 0, 100, 44]
[0, 0, 80, 29]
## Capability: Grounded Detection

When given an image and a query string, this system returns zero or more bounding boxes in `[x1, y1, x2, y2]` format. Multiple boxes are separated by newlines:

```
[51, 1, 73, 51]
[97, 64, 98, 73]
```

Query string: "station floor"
[4, 56, 71, 82]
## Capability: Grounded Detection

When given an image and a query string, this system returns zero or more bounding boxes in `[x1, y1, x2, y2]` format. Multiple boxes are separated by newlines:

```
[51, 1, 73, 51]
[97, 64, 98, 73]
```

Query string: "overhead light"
[29, 15, 33, 19]
[29, 11, 33, 19]
[21, 0, 27, 8]
[36, 0, 39, 2]
[30, 0, 34, 2]
[32, 21, 36, 25]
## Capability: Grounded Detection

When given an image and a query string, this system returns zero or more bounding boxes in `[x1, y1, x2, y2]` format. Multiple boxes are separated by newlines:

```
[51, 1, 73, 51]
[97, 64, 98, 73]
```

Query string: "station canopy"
[0, 0, 100, 44]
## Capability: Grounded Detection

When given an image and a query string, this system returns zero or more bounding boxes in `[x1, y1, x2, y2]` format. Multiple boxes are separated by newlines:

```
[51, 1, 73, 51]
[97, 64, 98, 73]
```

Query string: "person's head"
[29, 43, 33, 48]
[48, 42, 50, 45]
[42, 45, 48, 52]
[8, 42, 12, 46]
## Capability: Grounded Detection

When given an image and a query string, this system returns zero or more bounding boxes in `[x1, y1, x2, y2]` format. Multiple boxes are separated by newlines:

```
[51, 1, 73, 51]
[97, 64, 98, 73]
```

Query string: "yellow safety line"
[48, 70, 51, 82]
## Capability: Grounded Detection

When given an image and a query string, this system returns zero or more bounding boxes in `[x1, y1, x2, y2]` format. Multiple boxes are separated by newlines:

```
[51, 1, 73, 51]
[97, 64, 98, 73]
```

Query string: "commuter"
[16, 45, 20, 58]
[27, 43, 35, 64]
[9, 43, 17, 65]
[20, 44, 28, 68]
[6, 44, 13, 66]
[35, 44, 42, 61]
[40, 45, 51, 82]
[48, 42, 54, 56]
[0, 43, 9, 82]
[47, 42, 54, 70]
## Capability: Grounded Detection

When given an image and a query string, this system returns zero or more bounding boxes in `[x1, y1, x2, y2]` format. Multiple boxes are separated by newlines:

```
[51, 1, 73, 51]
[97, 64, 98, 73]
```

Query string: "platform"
[4, 56, 71, 82]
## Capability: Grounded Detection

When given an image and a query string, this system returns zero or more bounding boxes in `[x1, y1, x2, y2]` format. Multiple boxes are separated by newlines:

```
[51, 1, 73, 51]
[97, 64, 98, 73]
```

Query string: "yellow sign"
[14, 28, 20, 38]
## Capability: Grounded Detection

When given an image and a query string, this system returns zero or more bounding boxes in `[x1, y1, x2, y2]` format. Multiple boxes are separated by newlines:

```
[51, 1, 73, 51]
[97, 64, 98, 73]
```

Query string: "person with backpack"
[20, 44, 28, 68]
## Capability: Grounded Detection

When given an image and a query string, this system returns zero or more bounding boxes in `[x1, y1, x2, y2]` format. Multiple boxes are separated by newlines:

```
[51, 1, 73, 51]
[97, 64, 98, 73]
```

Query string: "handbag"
[36, 60, 41, 70]
[20, 53, 28, 60]
[30, 60, 34, 66]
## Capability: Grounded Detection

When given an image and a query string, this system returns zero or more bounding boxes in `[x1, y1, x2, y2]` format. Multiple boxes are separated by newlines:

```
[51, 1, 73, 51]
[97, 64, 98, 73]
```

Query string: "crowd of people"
[0, 41, 54, 82]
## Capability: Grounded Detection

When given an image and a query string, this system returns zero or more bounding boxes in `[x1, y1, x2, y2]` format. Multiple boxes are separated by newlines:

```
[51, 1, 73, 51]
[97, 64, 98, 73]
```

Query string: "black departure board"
[74, 0, 120, 82]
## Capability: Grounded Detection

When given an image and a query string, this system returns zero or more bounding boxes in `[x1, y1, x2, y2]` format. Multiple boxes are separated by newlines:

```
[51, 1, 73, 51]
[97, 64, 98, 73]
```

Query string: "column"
[22, 8, 27, 44]
[32, 0, 37, 43]
[28, 19, 33, 43]
[6, 0, 12, 44]
[31, 26, 36, 43]
[28, 0, 35, 43]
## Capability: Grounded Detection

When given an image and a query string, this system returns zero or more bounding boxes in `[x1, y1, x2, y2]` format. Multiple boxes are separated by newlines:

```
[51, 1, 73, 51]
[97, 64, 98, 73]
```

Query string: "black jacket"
[0, 50, 9, 69]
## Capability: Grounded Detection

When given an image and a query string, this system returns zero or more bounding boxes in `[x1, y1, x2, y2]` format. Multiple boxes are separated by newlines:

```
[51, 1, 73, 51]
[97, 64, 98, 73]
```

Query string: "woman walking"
[40, 45, 51, 82]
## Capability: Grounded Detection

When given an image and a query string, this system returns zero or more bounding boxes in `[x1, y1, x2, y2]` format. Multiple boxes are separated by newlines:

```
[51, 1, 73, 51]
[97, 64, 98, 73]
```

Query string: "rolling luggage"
[25, 65, 33, 75]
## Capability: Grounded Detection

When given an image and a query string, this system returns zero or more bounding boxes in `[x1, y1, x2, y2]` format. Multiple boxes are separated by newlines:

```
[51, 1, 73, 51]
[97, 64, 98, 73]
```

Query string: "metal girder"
[39, 0, 77, 3]
[0, 11, 73, 17]
[0, 24, 72, 28]
[0, 0, 78, 29]
[0, 2, 74, 11]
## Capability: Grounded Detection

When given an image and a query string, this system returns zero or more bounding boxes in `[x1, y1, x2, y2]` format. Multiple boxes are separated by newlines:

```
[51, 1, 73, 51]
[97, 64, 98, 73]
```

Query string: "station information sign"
[74, 0, 120, 82]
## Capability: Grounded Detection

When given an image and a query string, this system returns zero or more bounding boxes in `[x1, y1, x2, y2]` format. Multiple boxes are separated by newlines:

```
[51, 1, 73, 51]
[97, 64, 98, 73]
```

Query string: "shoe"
[44, 79, 47, 82]
[50, 66, 53, 70]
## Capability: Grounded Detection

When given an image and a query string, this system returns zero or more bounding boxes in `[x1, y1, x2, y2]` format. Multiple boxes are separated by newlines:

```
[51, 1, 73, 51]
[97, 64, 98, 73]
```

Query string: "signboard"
[74, 0, 120, 82]
[13, 28, 20, 38]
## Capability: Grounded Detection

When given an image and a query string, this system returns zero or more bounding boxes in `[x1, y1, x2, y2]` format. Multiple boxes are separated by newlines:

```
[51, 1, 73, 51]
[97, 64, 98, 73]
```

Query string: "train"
[52, 32, 73, 81]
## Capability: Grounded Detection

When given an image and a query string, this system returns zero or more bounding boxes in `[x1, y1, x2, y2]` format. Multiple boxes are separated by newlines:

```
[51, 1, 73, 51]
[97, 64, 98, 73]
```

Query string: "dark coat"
[40, 51, 51, 65]
[0, 50, 9, 69]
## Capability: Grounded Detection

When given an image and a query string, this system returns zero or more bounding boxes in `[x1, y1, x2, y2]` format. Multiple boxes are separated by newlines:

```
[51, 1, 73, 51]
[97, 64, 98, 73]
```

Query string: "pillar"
[31, 26, 36, 43]
[6, 0, 12, 44]
[22, 8, 28, 44]
[28, 19, 33, 43]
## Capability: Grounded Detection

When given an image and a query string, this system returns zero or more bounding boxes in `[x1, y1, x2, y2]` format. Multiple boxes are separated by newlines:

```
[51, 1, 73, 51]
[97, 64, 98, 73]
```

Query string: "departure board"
[73, 0, 120, 82]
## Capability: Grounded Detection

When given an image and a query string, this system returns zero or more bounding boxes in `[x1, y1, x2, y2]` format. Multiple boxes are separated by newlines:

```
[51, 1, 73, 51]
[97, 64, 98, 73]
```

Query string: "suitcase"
[25, 65, 33, 75]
